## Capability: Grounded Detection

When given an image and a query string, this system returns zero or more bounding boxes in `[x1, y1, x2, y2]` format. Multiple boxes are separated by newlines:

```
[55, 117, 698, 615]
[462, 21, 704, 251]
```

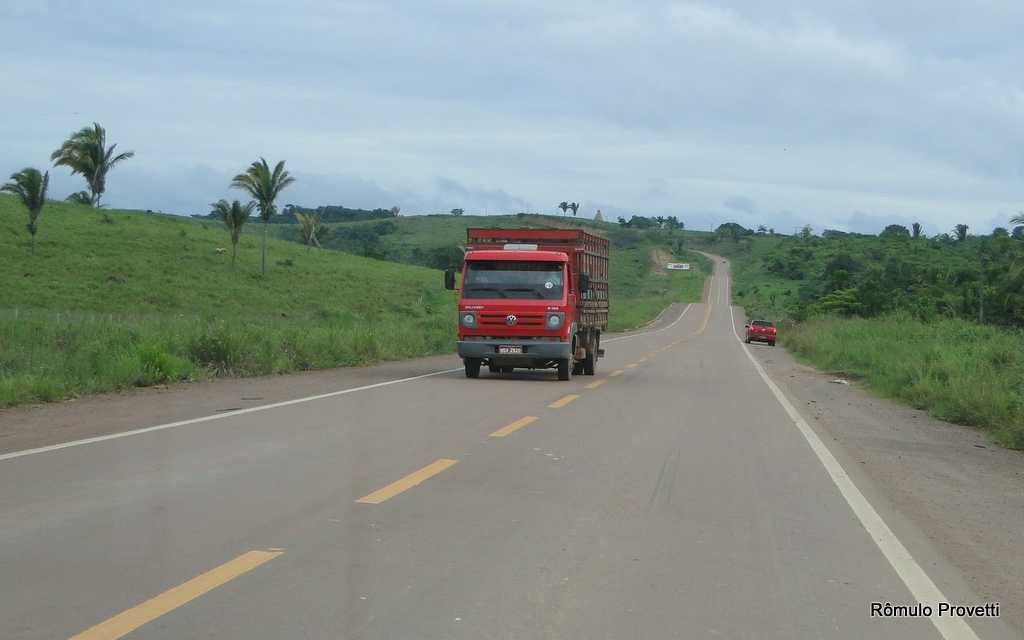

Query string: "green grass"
[711, 233, 1024, 449]
[1, 200, 707, 408]
[784, 314, 1024, 449]
[607, 244, 709, 331]
[274, 213, 710, 331]
[0, 196, 456, 407]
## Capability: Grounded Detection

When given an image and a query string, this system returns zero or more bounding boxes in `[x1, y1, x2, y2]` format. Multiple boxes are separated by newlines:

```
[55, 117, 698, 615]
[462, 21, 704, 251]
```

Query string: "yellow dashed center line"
[356, 458, 458, 504]
[490, 416, 539, 438]
[585, 379, 608, 390]
[695, 301, 713, 335]
[610, 370, 624, 377]
[548, 394, 579, 409]
[69, 549, 283, 640]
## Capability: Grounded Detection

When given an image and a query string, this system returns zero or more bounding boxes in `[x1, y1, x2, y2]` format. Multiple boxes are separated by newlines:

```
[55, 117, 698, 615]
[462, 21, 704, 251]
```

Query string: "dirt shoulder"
[741, 319, 1024, 634]
[0, 353, 459, 455]
[0, 304, 692, 456]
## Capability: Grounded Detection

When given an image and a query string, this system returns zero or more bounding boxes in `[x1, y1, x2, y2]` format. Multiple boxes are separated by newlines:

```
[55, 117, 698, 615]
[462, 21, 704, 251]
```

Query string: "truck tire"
[557, 358, 572, 381]
[582, 348, 596, 375]
[465, 358, 482, 378]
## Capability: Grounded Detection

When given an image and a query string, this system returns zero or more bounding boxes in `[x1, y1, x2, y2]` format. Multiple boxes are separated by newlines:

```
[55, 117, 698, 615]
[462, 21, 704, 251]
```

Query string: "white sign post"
[666, 263, 690, 270]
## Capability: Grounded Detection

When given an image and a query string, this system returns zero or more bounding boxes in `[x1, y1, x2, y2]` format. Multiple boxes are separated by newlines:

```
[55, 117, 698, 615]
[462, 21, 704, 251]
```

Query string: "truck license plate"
[498, 345, 522, 355]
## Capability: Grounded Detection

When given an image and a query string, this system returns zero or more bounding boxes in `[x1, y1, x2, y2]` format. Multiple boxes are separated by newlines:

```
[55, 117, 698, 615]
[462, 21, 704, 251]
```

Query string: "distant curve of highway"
[1, 260, 1016, 639]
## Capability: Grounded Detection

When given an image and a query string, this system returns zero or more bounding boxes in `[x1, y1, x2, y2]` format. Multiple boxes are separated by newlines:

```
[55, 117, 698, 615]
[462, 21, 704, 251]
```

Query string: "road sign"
[666, 263, 690, 270]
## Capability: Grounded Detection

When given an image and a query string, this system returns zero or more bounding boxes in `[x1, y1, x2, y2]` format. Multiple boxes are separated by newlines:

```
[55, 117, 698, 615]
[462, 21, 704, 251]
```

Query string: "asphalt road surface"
[1, 261, 1017, 639]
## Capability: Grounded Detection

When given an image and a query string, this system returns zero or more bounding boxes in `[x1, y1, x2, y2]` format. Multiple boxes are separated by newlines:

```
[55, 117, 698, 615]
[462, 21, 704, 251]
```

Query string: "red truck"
[744, 319, 777, 346]
[444, 228, 609, 380]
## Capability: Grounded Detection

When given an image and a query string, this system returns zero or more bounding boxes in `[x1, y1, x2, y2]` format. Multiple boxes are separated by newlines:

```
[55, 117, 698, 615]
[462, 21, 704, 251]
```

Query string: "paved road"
[1, 261, 1015, 639]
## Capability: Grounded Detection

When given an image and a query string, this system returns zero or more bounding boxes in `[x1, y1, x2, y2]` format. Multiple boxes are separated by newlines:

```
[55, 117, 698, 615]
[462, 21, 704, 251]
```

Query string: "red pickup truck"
[744, 319, 777, 346]
[444, 228, 609, 380]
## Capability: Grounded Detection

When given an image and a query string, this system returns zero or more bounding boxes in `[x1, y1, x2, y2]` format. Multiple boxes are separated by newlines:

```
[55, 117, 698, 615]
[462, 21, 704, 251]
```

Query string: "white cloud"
[1, 0, 1022, 233]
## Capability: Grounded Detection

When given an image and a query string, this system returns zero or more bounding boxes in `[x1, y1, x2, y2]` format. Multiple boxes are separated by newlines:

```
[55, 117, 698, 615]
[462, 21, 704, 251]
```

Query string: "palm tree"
[912, 222, 922, 238]
[211, 199, 255, 267]
[231, 158, 296, 275]
[569, 202, 580, 217]
[953, 223, 969, 241]
[295, 211, 323, 249]
[50, 122, 134, 207]
[2, 168, 49, 253]
[558, 201, 569, 215]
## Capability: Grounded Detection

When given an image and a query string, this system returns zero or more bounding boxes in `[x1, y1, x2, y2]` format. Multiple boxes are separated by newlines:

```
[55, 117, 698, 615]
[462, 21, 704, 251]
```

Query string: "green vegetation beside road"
[703, 226, 1024, 449]
[0, 197, 454, 407]
[785, 315, 1024, 449]
[1, 199, 706, 408]
[274, 213, 710, 331]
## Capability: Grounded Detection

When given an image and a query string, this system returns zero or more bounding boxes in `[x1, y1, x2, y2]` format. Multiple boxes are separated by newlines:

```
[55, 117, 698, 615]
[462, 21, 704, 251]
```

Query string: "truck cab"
[445, 229, 609, 380]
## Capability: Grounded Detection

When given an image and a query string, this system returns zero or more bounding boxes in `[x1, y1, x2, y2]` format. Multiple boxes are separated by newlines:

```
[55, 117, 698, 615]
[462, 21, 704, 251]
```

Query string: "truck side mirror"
[578, 273, 590, 293]
[444, 269, 456, 290]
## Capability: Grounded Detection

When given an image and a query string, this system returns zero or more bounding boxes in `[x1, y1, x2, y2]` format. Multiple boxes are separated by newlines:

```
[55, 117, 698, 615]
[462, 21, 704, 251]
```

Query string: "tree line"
[743, 220, 1024, 326]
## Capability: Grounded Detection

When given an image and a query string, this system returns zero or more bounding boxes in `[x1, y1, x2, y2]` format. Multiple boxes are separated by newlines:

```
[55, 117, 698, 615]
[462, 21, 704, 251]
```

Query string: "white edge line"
[605, 251, 722, 342]
[603, 303, 692, 343]
[727, 300, 979, 640]
[2, 269, 703, 461]
[0, 367, 462, 462]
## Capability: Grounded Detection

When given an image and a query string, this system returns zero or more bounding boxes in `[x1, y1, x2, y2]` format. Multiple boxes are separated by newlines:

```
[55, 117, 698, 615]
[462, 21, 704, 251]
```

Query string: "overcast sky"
[3, 1, 1023, 234]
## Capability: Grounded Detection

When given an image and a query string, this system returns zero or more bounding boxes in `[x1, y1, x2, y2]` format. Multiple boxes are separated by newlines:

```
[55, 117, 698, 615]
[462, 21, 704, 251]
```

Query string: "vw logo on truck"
[506, 314, 518, 325]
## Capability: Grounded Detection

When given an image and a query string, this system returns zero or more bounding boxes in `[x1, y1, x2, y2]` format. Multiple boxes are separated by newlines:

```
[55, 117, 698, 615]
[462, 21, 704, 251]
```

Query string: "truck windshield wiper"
[465, 286, 507, 297]
[502, 287, 545, 298]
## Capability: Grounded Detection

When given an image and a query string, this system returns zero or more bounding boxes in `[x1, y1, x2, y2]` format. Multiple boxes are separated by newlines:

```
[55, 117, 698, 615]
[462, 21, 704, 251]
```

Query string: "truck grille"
[479, 312, 546, 328]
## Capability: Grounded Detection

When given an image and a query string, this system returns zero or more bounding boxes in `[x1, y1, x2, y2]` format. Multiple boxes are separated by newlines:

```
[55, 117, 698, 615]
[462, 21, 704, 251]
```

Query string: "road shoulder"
[739, 315, 1024, 636]
[0, 304, 693, 456]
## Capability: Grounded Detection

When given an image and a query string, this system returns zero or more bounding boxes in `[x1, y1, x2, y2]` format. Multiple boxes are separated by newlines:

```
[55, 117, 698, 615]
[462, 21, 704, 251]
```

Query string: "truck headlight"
[461, 312, 477, 328]
[546, 312, 564, 329]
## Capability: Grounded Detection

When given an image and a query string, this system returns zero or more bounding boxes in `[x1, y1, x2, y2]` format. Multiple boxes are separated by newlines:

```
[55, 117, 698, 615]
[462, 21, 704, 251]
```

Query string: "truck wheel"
[582, 349, 596, 375]
[557, 359, 572, 381]
[465, 358, 482, 378]
[488, 363, 500, 374]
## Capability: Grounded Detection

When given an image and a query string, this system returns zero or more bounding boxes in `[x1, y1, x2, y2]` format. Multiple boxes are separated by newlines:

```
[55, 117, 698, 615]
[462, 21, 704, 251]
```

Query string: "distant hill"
[267, 212, 710, 331]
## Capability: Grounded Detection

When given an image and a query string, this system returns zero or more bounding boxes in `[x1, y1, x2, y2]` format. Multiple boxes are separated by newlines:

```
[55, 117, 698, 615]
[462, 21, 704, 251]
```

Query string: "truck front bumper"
[457, 339, 571, 362]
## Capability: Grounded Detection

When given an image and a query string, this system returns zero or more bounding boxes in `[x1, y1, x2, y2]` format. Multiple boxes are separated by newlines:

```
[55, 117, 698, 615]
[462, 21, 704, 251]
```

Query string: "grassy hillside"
[702, 232, 1024, 449]
[1, 200, 707, 408]
[0, 196, 455, 407]
[273, 213, 710, 331]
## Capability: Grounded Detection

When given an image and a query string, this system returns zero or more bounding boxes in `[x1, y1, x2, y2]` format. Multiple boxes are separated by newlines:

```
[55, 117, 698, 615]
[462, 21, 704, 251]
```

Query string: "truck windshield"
[463, 261, 564, 299]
